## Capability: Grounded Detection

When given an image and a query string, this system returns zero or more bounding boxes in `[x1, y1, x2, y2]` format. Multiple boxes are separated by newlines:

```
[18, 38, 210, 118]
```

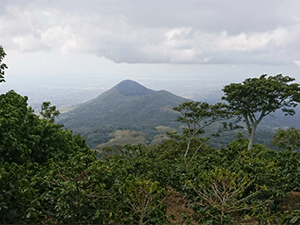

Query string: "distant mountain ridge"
[56, 80, 188, 148]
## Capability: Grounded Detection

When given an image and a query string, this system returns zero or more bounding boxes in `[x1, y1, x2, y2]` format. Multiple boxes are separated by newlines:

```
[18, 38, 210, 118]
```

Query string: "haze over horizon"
[1, 0, 300, 109]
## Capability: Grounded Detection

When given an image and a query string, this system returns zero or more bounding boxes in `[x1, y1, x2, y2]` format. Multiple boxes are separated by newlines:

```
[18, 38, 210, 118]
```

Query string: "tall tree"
[222, 74, 300, 150]
[169, 101, 230, 158]
[0, 45, 8, 84]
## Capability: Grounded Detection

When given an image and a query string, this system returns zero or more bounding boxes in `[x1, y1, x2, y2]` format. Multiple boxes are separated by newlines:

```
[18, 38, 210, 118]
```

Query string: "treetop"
[0, 45, 8, 84]
[222, 74, 300, 116]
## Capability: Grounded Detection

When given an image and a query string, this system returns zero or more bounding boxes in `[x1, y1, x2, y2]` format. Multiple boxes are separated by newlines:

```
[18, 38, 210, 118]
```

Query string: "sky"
[1, 0, 300, 107]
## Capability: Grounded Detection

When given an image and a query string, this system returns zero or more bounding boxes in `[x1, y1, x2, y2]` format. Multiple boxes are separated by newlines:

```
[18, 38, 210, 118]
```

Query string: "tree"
[40, 101, 60, 123]
[0, 45, 8, 84]
[168, 101, 231, 159]
[222, 74, 300, 150]
[0, 47, 92, 165]
[0, 90, 91, 165]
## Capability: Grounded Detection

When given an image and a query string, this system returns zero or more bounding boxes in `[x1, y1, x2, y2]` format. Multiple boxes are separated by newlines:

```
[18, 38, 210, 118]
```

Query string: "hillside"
[56, 80, 188, 148]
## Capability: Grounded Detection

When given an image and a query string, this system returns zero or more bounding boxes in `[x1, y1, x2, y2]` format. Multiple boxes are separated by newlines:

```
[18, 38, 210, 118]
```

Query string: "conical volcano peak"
[114, 80, 155, 96]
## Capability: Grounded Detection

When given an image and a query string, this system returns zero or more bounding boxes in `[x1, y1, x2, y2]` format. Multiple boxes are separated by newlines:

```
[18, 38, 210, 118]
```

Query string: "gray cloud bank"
[1, 0, 300, 65]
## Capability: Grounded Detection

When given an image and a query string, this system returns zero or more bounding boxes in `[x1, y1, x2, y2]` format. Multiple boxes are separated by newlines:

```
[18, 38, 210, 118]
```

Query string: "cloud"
[294, 60, 300, 67]
[1, 1, 300, 65]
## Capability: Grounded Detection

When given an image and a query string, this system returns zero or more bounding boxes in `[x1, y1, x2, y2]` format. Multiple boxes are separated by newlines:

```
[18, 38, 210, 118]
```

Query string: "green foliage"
[0, 163, 40, 224]
[120, 175, 168, 225]
[222, 74, 300, 150]
[272, 127, 300, 151]
[186, 168, 266, 224]
[273, 149, 300, 193]
[2, 127, 300, 224]
[0, 90, 91, 165]
[281, 210, 300, 224]
[40, 101, 60, 123]
[0, 45, 8, 84]
[39, 153, 114, 224]
[101, 138, 293, 224]
[172, 102, 230, 138]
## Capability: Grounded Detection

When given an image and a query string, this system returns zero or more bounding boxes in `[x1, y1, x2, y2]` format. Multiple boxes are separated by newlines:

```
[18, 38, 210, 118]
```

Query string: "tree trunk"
[184, 139, 192, 158]
[248, 134, 254, 150]
[247, 125, 257, 150]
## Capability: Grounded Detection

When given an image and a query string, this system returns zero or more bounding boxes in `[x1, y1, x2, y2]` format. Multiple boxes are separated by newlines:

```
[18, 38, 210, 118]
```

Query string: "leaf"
[291, 215, 300, 224]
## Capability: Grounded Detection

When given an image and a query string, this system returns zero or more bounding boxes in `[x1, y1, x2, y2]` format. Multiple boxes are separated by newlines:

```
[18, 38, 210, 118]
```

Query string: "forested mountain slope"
[56, 80, 188, 147]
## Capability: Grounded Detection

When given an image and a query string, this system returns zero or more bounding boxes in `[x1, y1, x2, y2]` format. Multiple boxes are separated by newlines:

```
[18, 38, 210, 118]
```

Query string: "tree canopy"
[168, 101, 230, 158]
[0, 90, 91, 165]
[222, 74, 300, 150]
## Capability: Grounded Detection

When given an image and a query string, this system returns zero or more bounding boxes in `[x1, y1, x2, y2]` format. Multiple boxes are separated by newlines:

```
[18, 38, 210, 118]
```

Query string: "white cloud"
[1, 1, 300, 65]
[215, 26, 299, 53]
[165, 27, 192, 48]
[294, 60, 300, 67]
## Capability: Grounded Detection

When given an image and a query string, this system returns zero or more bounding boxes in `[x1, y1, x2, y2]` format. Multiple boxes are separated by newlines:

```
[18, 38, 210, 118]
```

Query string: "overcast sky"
[1, 0, 300, 93]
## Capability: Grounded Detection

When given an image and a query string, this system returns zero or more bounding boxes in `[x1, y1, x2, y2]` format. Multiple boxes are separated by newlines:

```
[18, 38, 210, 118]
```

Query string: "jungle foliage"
[1, 90, 300, 224]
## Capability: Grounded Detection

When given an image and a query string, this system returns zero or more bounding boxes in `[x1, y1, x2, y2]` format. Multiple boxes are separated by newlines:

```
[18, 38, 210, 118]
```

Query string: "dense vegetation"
[1, 46, 300, 224]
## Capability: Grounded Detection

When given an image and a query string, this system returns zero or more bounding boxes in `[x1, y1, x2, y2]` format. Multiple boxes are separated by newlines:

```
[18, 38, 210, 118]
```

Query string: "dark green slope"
[56, 80, 188, 147]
